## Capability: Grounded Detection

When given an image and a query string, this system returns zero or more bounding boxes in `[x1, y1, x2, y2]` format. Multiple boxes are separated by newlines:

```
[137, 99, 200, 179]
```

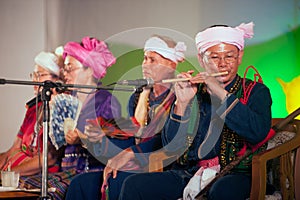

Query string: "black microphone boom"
[117, 78, 154, 87]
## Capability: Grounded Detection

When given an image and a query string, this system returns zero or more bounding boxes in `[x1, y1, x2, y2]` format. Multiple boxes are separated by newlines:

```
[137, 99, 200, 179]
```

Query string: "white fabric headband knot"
[195, 22, 254, 53]
[34, 51, 60, 76]
[144, 37, 187, 63]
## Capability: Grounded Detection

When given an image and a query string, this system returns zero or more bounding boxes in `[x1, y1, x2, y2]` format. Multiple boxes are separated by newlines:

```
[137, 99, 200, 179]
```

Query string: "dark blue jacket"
[162, 75, 272, 173]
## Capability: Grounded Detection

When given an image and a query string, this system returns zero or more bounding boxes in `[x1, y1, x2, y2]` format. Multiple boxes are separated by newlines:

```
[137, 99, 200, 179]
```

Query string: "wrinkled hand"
[173, 71, 198, 115]
[103, 148, 134, 185]
[205, 76, 226, 98]
[65, 128, 80, 144]
[175, 71, 198, 103]
[190, 72, 227, 100]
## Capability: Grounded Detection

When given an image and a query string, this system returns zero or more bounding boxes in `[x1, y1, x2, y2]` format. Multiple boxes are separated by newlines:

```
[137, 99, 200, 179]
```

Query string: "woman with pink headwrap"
[119, 22, 272, 200]
[60, 36, 121, 173]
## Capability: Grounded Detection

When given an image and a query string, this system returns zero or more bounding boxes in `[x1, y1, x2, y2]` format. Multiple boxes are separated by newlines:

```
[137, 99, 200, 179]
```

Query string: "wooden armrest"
[250, 120, 300, 200]
[149, 151, 177, 172]
[295, 148, 300, 200]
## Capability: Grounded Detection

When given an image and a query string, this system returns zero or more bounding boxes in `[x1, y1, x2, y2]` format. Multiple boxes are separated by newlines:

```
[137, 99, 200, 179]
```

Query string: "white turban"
[144, 37, 187, 63]
[195, 22, 254, 53]
[34, 51, 60, 76]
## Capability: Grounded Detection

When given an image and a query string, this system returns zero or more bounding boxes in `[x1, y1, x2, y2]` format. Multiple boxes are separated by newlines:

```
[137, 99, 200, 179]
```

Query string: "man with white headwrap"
[119, 22, 272, 200]
[65, 35, 187, 200]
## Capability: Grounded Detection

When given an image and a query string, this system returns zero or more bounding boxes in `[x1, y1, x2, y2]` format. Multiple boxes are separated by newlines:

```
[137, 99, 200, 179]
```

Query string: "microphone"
[54, 81, 69, 93]
[116, 78, 154, 87]
[0, 78, 6, 84]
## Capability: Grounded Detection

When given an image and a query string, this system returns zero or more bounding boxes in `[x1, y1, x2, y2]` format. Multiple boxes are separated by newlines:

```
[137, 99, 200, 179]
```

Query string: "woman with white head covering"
[119, 22, 272, 200]
[31, 50, 63, 94]
[0, 50, 64, 175]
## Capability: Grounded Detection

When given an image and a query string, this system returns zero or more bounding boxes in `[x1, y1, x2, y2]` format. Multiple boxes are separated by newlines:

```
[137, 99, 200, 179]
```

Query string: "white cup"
[11, 172, 20, 188]
[1, 171, 19, 188]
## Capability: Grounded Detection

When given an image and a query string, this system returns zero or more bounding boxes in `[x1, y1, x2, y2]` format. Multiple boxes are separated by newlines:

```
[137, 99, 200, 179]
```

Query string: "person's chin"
[217, 76, 228, 83]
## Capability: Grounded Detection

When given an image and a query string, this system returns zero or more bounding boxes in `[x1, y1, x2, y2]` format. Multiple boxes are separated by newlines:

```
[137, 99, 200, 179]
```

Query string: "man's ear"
[167, 59, 177, 70]
[237, 50, 244, 65]
[197, 53, 204, 67]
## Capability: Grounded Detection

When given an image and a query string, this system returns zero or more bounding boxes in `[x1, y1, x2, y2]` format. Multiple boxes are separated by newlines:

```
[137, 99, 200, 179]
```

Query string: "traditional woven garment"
[100, 88, 176, 200]
[216, 76, 267, 173]
[89, 89, 176, 142]
[179, 75, 267, 174]
[19, 168, 77, 200]
[2, 96, 59, 173]
[134, 89, 150, 127]
[60, 88, 121, 173]
[133, 89, 151, 144]
[135, 89, 176, 142]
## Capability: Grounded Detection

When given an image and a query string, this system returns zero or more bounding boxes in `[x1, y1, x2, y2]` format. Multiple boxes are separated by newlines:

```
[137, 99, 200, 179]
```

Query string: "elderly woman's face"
[199, 43, 244, 84]
[142, 51, 176, 83]
[63, 55, 90, 85]
[31, 65, 58, 95]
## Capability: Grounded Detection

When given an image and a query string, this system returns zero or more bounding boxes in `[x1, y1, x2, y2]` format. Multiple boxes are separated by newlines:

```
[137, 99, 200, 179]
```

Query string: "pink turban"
[63, 36, 116, 79]
[195, 22, 254, 53]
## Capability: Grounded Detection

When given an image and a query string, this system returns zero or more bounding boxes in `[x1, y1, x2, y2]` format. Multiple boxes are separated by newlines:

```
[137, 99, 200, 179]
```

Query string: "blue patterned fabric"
[49, 93, 82, 150]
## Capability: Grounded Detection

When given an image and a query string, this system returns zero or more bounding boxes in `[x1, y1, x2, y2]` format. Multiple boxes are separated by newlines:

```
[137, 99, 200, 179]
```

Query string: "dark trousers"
[65, 171, 103, 200]
[119, 170, 188, 200]
[119, 171, 251, 200]
[65, 171, 134, 200]
[66, 170, 251, 200]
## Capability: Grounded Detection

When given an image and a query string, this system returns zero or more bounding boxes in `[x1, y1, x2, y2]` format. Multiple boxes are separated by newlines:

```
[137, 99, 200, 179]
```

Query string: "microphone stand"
[0, 78, 136, 199]
[41, 82, 51, 200]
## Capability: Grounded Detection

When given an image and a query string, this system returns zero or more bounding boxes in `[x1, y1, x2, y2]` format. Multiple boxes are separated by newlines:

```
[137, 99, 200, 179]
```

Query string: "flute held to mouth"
[159, 71, 228, 84]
